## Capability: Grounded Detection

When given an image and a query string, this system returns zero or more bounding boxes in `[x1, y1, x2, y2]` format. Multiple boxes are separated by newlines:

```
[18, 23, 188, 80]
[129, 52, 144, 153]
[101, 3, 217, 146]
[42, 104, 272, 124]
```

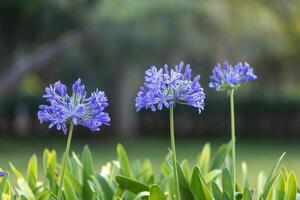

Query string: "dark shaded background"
[0, 0, 300, 139]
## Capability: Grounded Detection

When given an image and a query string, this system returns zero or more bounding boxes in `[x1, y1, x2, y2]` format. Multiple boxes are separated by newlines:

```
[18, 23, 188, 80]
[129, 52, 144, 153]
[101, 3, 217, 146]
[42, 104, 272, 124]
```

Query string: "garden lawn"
[0, 135, 299, 188]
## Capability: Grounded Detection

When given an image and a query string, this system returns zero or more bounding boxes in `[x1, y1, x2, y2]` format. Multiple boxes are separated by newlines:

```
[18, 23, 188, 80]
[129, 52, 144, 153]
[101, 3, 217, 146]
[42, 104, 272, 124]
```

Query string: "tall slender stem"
[170, 105, 181, 200]
[230, 89, 236, 199]
[57, 123, 74, 200]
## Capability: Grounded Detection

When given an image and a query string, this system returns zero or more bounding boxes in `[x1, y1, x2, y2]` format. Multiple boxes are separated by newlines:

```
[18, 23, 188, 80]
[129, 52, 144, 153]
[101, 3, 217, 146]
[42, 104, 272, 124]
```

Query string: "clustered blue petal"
[38, 79, 110, 134]
[136, 62, 205, 113]
[0, 171, 6, 177]
[209, 61, 257, 91]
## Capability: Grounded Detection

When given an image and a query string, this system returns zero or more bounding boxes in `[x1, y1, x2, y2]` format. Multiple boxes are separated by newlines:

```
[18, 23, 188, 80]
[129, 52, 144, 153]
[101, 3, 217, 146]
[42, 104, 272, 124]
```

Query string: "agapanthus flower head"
[0, 171, 6, 177]
[135, 62, 205, 113]
[209, 61, 257, 91]
[38, 79, 110, 134]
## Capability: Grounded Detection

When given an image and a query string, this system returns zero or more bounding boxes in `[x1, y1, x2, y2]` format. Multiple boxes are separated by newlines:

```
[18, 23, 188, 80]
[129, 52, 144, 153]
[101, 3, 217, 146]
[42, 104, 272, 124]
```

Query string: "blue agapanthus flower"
[209, 61, 257, 91]
[135, 62, 205, 113]
[38, 79, 110, 134]
[0, 171, 6, 177]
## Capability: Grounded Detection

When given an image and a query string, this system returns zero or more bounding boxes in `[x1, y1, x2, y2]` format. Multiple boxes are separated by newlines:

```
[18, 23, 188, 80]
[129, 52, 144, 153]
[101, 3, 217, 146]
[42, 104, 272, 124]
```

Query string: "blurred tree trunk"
[115, 65, 141, 137]
[0, 31, 82, 99]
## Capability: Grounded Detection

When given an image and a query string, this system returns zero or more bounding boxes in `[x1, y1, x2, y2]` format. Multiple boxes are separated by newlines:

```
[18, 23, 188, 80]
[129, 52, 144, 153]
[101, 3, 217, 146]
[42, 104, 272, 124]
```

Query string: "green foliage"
[2, 143, 299, 200]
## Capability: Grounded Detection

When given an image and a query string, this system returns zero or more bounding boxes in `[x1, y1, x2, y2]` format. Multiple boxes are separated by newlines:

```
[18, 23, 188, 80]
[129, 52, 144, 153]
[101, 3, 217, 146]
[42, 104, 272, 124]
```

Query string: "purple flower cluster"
[209, 61, 257, 91]
[135, 62, 205, 113]
[0, 171, 6, 177]
[38, 79, 110, 134]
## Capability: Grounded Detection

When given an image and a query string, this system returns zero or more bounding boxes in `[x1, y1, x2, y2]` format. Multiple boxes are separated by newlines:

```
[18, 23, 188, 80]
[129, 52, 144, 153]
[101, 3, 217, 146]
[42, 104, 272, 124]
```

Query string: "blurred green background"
[0, 0, 300, 185]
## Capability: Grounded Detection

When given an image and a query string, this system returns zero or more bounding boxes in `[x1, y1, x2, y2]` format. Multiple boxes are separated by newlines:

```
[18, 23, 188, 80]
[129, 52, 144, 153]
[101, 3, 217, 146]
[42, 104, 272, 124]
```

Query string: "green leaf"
[276, 173, 286, 200]
[197, 143, 211, 174]
[287, 172, 297, 200]
[160, 162, 171, 177]
[27, 154, 38, 190]
[142, 159, 153, 183]
[210, 144, 229, 170]
[0, 172, 8, 198]
[72, 152, 83, 168]
[43, 149, 56, 175]
[17, 178, 36, 200]
[9, 162, 23, 179]
[63, 177, 76, 200]
[176, 163, 195, 200]
[10, 163, 36, 199]
[117, 144, 132, 177]
[261, 153, 285, 199]
[211, 182, 222, 200]
[222, 168, 233, 200]
[242, 188, 252, 200]
[204, 169, 221, 183]
[149, 184, 166, 200]
[191, 167, 213, 200]
[133, 191, 150, 200]
[268, 153, 285, 178]
[266, 186, 274, 200]
[223, 193, 231, 200]
[65, 169, 82, 197]
[181, 159, 190, 181]
[81, 146, 95, 200]
[191, 167, 205, 200]
[116, 175, 149, 195]
[257, 172, 266, 197]
[241, 162, 249, 188]
[43, 149, 57, 193]
[261, 175, 278, 200]
[96, 174, 114, 200]
[37, 191, 52, 200]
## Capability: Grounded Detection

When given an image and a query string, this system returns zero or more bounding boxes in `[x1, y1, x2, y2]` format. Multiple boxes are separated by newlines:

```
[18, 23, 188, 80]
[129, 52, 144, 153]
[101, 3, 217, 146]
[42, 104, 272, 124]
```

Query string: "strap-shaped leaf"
[36, 191, 51, 200]
[81, 145, 95, 200]
[287, 172, 297, 200]
[210, 143, 230, 170]
[65, 169, 82, 197]
[276, 173, 285, 200]
[27, 154, 38, 190]
[17, 178, 36, 200]
[222, 168, 234, 200]
[63, 177, 76, 200]
[242, 162, 249, 188]
[260, 153, 285, 199]
[117, 144, 132, 177]
[191, 167, 205, 200]
[181, 159, 190, 181]
[267, 153, 285, 179]
[116, 175, 149, 195]
[96, 174, 114, 200]
[191, 167, 213, 200]
[0, 172, 8, 198]
[266, 186, 274, 200]
[204, 169, 221, 183]
[197, 143, 211, 174]
[133, 191, 150, 200]
[242, 187, 252, 200]
[176, 163, 195, 200]
[149, 184, 166, 200]
[9, 162, 23, 179]
[261, 174, 278, 199]
[43, 149, 57, 193]
[143, 159, 153, 184]
[211, 182, 222, 200]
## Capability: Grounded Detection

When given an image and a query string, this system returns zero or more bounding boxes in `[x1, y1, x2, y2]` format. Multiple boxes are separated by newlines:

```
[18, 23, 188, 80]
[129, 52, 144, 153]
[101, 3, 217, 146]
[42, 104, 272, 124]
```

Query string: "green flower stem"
[230, 89, 236, 199]
[170, 105, 181, 200]
[57, 123, 74, 200]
